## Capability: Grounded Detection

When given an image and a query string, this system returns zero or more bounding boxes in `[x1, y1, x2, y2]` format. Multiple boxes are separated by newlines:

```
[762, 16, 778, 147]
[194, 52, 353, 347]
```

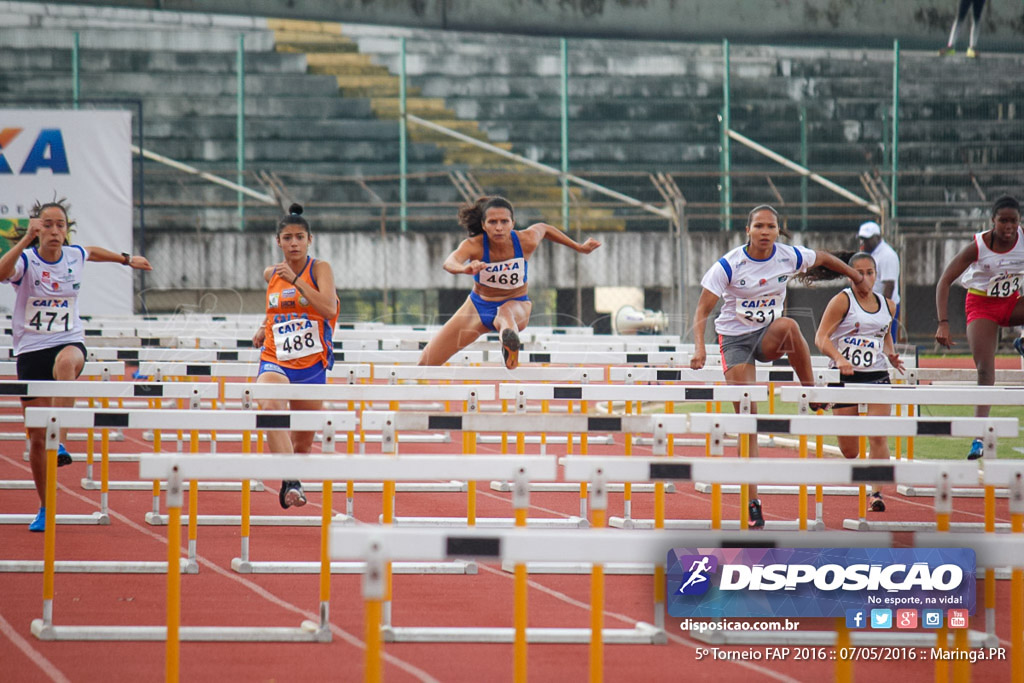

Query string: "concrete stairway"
[271, 19, 626, 230]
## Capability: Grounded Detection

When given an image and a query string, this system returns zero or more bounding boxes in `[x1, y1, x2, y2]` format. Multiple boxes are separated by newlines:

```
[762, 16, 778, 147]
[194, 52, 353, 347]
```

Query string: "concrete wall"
[19, 0, 1024, 50]
[142, 229, 962, 291]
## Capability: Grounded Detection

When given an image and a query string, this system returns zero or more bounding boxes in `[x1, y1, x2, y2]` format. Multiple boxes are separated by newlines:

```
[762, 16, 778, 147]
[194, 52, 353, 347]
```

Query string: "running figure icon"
[679, 556, 713, 593]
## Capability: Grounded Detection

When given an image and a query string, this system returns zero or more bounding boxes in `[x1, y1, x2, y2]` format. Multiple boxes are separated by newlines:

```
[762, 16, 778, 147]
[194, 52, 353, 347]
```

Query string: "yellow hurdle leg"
[42, 438, 58, 624]
[589, 508, 606, 683]
[798, 435, 808, 531]
[365, 598, 383, 683]
[514, 507, 528, 683]
[166, 504, 181, 683]
[835, 618, 852, 683]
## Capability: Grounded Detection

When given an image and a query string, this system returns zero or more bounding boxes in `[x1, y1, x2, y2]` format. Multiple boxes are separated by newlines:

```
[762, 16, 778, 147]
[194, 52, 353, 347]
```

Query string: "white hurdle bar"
[505, 350, 687, 366]
[330, 525, 894, 682]
[611, 366, 841, 384]
[222, 381, 495, 506]
[782, 384, 1024, 498]
[491, 383, 769, 502]
[0, 361, 125, 378]
[902, 368, 1024, 384]
[361, 410, 659, 524]
[0, 382, 226, 525]
[22, 408, 357, 573]
[137, 361, 372, 384]
[687, 412, 1019, 534]
[32, 463, 332, 647]
[139, 454, 559, 576]
[0, 362, 127, 445]
[379, 365, 603, 383]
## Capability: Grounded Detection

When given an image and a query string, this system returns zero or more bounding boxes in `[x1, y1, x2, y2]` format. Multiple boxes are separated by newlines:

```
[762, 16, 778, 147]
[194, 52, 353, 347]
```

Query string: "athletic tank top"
[6, 245, 88, 356]
[959, 226, 1024, 297]
[700, 243, 816, 337]
[473, 231, 528, 290]
[828, 288, 892, 373]
[260, 257, 338, 370]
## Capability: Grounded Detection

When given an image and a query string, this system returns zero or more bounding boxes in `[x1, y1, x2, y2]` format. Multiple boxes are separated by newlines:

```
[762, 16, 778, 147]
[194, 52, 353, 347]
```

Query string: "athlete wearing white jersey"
[0, 200, 151, 531]
[815, 252, 905, 512]
[691, 205, 870, 528]
[936, 194, 1024, 459]
[418, 196, 600, 370]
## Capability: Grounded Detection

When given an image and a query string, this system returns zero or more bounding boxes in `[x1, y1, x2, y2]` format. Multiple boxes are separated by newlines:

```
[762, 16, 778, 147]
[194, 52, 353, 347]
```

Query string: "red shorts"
[965, 291, 1021, 326]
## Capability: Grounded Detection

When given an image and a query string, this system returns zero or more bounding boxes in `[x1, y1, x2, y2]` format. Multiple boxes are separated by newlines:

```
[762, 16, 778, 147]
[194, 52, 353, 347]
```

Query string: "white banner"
[0, 109, 133, 317]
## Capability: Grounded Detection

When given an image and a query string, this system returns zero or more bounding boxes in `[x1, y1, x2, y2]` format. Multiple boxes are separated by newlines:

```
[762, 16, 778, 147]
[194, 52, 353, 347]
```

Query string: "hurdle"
[23, 407, 357, 573]
[781, 386, 1024, 506]
[0, 382, 223, 531]
[135, 361, 375, 447]
[220, 382, 496, 517]
[902, 368, 1024, 385]
[82, 348, 263, 363]
[330, 524, 894, 682]
[32, 460, 333, 647]
[0, 361, 127, 446]
[560, 455, 981, 566]
[492, 384, 769, 515]
[360, 410, 663, 527]
[139, 453, 557, 577]
[683, 412, 1019, 534]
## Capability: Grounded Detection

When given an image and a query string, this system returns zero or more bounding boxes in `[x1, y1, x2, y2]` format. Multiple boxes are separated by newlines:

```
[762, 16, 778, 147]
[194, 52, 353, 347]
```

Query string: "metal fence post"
[399, 36, 408, 233]
[237, 33, 245, 230]
[891, 39, 900, 221]
[72, 31, 79, 110]
[720, 39, 731, 231]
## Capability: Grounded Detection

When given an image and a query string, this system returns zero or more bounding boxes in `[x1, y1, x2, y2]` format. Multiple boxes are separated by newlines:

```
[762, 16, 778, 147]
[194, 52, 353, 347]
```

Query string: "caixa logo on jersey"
[667, 548, 975, 618]
[0, 128, 70, 174]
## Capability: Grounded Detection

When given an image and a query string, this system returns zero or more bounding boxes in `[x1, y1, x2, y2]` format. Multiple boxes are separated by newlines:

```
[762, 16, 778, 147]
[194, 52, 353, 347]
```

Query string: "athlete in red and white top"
[417, 196, 600, 370]
[252, 203, 339, 508]
[691, 204, 870, 528]
[935, 194, 1024, 459]
[0, 198, 151, 531]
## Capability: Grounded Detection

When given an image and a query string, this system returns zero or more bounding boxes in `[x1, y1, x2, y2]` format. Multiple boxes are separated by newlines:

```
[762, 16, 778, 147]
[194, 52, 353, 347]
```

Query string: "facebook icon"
[845, 609, 867, 629]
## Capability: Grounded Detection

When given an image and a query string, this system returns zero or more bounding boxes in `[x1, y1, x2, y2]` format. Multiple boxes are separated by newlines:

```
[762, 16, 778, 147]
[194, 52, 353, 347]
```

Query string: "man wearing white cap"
[858, 221, 900, 341]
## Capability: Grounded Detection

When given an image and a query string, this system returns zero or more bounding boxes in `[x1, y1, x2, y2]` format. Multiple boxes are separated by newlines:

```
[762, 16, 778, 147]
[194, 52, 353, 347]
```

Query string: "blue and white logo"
[676, 555, 718, 596]
[845, 609, 866, 629]
[922, 609, 944, 628]
[667, 547, 975, 619]
[871, 609, 892, 629]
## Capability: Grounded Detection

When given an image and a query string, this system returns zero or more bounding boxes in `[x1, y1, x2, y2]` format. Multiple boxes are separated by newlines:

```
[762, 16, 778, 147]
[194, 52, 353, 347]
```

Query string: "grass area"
[636, 399, 1024, 460]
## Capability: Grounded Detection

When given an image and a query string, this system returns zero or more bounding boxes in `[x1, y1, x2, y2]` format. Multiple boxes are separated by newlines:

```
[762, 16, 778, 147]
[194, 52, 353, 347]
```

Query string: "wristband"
[121, 252, 131, 266]
[938, 319, 948, 324]
[292, 274, 299, 285]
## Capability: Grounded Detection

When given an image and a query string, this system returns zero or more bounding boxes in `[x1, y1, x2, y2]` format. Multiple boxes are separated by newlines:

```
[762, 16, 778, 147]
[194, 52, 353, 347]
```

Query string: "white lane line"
[0, 453, 440, 683]
[0, 610, 71, 683]
[475, 563, 801, 682]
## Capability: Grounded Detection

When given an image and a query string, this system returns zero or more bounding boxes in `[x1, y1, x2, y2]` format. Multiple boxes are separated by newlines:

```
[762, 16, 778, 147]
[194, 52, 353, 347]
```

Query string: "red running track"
[1, 380, 1020, 682]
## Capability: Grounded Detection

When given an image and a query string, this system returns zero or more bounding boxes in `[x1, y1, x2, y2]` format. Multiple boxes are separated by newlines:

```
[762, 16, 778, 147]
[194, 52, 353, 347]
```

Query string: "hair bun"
[288, 203, 303, 216]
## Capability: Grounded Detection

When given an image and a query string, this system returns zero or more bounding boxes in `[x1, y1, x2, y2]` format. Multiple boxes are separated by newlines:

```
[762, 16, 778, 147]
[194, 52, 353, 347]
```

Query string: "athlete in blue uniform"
[418, 196, 600, 369]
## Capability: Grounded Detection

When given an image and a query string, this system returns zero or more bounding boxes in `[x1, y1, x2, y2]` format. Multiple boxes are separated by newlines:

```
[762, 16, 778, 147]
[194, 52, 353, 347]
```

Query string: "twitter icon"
[870, 609, 892, 629]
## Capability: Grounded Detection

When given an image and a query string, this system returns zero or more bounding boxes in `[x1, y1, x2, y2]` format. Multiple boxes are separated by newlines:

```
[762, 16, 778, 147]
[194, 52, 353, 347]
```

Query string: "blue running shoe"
[29, 507, 46, 532]
[57, 443, 72, 467]
[967, 438, 984, 460]
[1014, 336, 1024, 358]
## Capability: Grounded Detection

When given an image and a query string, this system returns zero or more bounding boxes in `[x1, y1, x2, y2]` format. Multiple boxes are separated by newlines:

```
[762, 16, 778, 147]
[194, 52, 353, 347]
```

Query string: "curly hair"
[797, 250, 872, 284]
[458, 196, 514, 237]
